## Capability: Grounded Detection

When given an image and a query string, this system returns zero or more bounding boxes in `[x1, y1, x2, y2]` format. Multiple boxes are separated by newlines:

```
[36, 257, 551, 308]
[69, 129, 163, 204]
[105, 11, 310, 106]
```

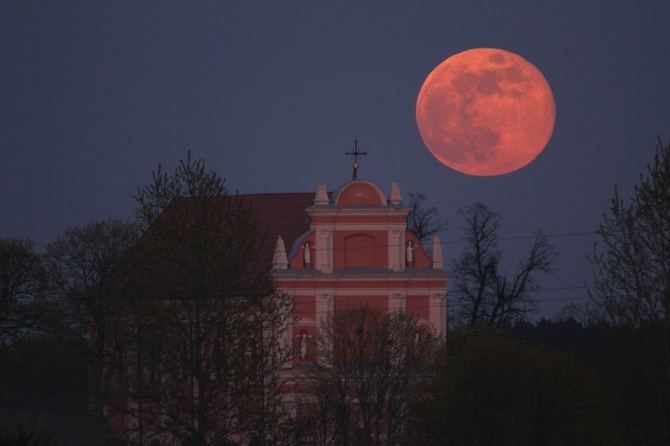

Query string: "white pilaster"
[389, 229, 405, 271]
[315, 229, 333, 273]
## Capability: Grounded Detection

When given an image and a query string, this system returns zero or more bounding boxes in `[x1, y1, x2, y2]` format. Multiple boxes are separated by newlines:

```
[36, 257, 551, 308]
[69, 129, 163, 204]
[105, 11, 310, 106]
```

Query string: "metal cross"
[345, 139, 367, 180]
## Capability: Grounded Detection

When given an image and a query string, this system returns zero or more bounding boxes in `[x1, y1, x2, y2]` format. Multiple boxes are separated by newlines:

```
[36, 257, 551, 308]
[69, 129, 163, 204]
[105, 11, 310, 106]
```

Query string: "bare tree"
[115, 152, 293, 446]
[590, 137, 670, 326]
[133, 151, 227, 232]
[0, 238, 47, 344]
[589, 137, 670, 443]
[301, 305, 435, 446]
[451, 202, 556, 326]
[405, 193, 447, 245]
[44, 218, 139, 439]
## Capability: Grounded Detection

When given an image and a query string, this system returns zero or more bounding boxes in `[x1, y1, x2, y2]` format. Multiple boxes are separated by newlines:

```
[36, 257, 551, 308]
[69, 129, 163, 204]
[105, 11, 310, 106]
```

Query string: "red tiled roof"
[132, 192, 324, 278]
[241, 192, 317, 256]
[125, 192, 321, 294]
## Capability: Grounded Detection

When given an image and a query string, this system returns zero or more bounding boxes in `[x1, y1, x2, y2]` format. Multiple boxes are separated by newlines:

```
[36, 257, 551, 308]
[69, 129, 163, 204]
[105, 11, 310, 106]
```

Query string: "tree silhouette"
[0, 238, 47, 344]
[44, 218, 138, 440]
[405, 192, 447, 245]
[301, 305, 435, 446]
[114, 152, 293, 446]
[589, 137, 670, 443]
[451, 202, 555, 326]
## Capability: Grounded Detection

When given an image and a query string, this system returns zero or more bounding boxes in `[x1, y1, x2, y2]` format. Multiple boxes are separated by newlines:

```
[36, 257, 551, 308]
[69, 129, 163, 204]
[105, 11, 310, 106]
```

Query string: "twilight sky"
[2, 2, 669, 319]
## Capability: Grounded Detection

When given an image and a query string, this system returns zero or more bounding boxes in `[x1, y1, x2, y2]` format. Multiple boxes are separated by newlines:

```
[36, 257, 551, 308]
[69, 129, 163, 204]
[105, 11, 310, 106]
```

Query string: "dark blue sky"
[2, 2, 669, 318]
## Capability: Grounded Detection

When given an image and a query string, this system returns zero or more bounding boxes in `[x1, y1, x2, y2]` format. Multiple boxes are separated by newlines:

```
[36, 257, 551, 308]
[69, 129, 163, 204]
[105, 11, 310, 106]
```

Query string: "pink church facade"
[272, 179, 449, 408]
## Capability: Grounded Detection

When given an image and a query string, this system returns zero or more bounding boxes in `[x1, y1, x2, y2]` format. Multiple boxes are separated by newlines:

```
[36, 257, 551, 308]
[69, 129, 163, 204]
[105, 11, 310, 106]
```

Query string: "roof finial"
[314, 181, 329, 205]
[388, 180, 402, 205]
[431, 235, 444, 269]
[273, 236, 288, 270]
[345, 139, 367, 180]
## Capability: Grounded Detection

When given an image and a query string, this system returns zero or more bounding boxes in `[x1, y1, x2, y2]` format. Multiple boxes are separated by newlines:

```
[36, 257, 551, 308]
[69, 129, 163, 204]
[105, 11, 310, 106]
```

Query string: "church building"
[271, 179, 448, 368]
[105, 176, 449, 445]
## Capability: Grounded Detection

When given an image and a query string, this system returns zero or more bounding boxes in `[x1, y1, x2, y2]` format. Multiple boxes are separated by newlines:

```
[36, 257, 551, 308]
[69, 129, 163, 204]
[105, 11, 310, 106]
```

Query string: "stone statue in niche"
[303, 242, 311, 266]
[299, 332, 308, 360]
[406, 241, 414, 265]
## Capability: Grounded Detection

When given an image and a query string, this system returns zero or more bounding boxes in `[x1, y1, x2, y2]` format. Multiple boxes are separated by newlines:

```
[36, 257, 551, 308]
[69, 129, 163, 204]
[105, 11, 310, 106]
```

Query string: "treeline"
[511, 318, 669, 445]
[0, 226, 137, 444]
[1, 289, 666, 445]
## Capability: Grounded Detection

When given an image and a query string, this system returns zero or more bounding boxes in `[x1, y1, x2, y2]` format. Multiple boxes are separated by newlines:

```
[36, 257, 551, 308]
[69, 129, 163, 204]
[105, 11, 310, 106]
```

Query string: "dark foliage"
[0, 238, 48, 343]
[513, 318, 670, 445]
[0, 427, 49, 446]
[409, 325, 618, 445]
[0, 335, 97, 445]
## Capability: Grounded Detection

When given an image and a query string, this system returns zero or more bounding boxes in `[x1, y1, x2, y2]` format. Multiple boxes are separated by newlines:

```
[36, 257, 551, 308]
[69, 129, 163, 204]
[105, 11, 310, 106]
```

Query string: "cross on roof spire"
[345, 139, 367, 180]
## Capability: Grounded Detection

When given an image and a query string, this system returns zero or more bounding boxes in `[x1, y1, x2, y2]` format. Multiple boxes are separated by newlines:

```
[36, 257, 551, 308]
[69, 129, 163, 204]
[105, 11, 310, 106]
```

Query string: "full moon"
[416, 48, 555, 176]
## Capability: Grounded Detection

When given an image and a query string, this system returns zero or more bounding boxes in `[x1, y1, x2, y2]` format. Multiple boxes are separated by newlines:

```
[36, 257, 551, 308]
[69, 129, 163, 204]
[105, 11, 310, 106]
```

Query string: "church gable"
[334, 180, 387, 206]
[275, 179, 443, 273]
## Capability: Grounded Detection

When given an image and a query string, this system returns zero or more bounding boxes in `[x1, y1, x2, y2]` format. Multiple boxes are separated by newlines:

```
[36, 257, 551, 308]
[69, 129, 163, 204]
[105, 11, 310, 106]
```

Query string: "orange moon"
[416, 48, 555, 176]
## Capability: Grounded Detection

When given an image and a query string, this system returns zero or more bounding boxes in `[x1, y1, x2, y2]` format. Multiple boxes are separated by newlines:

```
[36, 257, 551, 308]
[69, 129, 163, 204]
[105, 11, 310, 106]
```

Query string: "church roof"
[242, 192, 317, 255]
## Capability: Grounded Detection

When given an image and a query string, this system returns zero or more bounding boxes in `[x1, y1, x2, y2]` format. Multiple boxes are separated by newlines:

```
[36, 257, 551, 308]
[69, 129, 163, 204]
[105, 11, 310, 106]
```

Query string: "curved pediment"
[334, 180, 387, 206]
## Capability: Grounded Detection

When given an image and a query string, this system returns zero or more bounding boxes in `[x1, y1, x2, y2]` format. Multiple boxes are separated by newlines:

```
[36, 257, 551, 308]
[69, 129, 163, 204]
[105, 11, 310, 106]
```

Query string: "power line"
[535, 285, 589, 293]
[441, 231, 598, 245]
